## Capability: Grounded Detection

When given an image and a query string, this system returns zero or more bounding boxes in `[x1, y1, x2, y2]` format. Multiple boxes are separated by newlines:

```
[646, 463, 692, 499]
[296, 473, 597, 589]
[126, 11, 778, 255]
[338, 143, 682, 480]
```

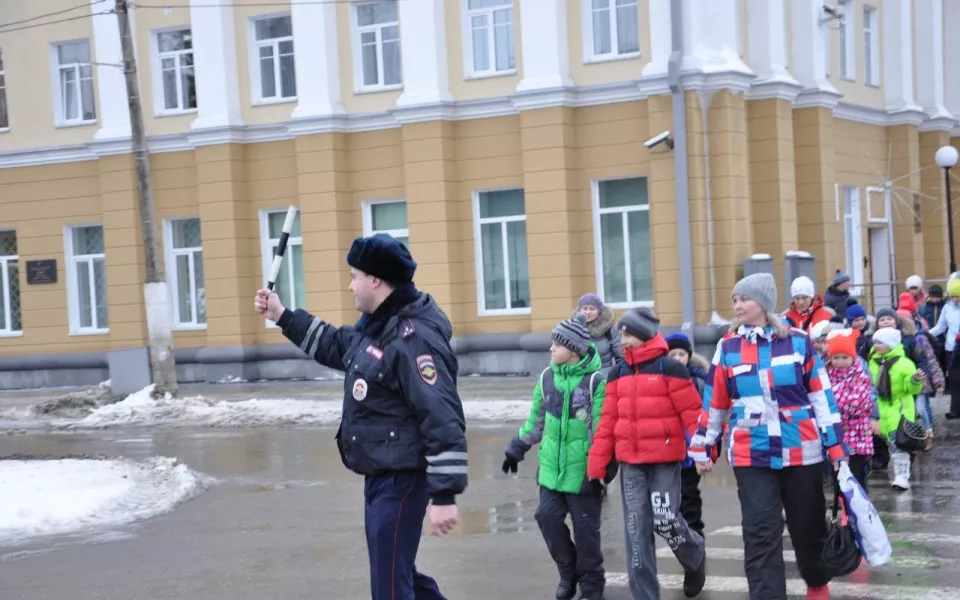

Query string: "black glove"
[502, 455, 519, 474]
[590, 478, 607, 497]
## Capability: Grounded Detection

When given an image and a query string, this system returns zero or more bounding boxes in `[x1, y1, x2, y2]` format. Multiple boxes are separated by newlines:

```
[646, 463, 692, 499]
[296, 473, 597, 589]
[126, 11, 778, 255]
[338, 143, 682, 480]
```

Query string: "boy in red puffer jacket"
[588, 308, 706, 600]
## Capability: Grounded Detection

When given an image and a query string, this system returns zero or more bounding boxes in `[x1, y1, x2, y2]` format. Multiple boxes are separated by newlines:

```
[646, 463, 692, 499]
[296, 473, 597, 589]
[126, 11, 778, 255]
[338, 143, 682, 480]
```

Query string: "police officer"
[254, 234, 467, 600]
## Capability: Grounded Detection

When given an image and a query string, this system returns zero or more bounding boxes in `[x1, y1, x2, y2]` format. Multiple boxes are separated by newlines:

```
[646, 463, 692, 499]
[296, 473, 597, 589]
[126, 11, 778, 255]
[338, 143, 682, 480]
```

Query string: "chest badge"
[576, 408, 588, 421]
[352, 378, 368, 401]
[365, 345, 384, 360]
[416, 354, 438, 386]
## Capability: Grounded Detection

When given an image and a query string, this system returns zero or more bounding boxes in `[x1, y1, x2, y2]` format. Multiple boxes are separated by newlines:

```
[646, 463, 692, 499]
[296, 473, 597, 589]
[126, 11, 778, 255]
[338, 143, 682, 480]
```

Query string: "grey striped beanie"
[551, 313, 591, 356]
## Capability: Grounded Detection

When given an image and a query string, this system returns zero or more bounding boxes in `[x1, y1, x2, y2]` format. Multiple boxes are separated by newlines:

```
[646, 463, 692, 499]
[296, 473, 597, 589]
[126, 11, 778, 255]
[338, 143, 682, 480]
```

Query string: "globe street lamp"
[935, 145, 959, 275]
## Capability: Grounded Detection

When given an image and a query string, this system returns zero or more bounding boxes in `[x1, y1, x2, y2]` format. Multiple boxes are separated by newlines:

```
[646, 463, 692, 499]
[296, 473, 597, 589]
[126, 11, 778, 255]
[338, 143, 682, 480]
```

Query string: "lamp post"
[935, 145, 959, 275]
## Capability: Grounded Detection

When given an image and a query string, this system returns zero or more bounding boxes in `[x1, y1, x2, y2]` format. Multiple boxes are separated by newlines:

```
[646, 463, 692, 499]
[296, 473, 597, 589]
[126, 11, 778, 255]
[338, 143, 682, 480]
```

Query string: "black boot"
[556, 576, 579, 600]
[683, 557, 707, 598]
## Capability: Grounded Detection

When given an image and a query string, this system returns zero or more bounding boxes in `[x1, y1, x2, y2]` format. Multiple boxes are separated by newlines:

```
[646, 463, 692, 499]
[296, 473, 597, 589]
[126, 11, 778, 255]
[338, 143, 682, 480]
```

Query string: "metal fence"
[853, 276, 952, 314]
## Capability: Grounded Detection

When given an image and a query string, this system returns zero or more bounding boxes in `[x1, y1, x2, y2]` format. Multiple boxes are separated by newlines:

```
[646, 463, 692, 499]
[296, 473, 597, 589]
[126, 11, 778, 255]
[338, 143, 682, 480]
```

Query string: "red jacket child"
[587, 333, 702, 478]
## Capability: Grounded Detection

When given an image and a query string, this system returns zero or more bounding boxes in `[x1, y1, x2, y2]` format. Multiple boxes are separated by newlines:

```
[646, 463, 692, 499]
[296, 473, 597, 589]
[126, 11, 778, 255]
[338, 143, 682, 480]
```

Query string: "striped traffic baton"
[266, 205, 299, 292]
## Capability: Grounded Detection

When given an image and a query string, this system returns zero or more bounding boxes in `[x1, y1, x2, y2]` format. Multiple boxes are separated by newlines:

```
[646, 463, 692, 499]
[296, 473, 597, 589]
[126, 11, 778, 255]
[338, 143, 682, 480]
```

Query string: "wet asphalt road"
[2, 384, 960, 599]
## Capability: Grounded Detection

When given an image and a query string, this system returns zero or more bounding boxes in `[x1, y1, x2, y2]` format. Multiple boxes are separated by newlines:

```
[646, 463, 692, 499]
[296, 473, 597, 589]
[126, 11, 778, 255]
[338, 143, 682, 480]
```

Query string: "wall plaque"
[26, 260, 57, 284]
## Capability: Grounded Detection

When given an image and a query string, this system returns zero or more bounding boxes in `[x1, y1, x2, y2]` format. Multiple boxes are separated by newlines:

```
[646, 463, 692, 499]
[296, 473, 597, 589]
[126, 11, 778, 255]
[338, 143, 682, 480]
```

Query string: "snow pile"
[68, 385, 533, 429]
[0, 456, 207, 545]
[31, 380, 120, 417]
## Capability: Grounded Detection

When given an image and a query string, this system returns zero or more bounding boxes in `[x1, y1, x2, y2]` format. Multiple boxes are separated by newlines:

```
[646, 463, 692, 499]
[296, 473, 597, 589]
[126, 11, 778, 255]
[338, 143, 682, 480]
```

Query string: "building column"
[91, 5, 131, 140]
[294, 134, 356, 326]
[883, 0, 923, 117]
[914, 0, 956, 129]
[520, 107, 580, 331]
[194, 145, 257, 356]
[791, 0, 840, 107]
[944, 0, 960, 121]
[747, 99, 799, 289]
[919, 131, 952, 278]
[794, 107, 840, 288]
[887, 126, 925, 285]
[679, 0, 751, 78]
[515, 0, 572, 93]
[641, 0, 672, 78]
[99, 155, 147, 349]
[190, 0, 243, 130]
[396, 0, 452, 108]
[400, 122, 463, 325]
[290, 0, 344, 119]
[746, 0, 802, 100]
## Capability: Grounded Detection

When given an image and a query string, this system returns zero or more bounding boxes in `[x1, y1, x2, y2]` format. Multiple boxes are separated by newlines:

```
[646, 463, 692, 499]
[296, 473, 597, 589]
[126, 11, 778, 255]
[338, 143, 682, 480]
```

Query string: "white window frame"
[259, 209, 304, 329]
[822, 1, 830, 78]
[351, 1, 403, 93]
[591, 177, 654, 309]
[0, 230, 21, 337]
[863, 5, 880, 86]
[581, 0, 641, 64]
[0, 48, 9, 132]
[150, 27, 197, 116]
[362, 199, 409, 242]
[248, 13, 297, 105]
[163, 218, 206, 331]
[461, 0, 516, 79]
[838, 4, 856, 81]
[50, 39, 96, 127]
[472, 188, 530, 317]
[842, 186, 865, 297]
[64, 224, 109, 336]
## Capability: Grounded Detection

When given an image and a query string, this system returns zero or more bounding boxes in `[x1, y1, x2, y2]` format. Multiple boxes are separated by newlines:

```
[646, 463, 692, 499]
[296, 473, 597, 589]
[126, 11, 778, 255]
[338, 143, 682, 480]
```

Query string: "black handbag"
[822, 489, 862, 577]
[894, 414, 926, 453]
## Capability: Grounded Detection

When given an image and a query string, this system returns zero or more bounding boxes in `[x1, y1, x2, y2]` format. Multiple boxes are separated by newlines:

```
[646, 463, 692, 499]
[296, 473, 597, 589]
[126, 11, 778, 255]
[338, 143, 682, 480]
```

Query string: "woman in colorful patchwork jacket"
[689, 273, 848, 600]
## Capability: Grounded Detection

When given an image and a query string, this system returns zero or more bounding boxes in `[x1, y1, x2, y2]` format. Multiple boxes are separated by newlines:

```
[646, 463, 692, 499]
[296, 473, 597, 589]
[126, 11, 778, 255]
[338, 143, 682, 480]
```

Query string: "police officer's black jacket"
[276, 284, 468, 505]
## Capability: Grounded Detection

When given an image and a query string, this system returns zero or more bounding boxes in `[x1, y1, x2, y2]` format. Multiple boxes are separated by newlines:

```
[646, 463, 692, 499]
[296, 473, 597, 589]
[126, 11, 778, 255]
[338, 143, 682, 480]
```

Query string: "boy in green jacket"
[868, 327, 926, 491]
[502, 313, 609, 600]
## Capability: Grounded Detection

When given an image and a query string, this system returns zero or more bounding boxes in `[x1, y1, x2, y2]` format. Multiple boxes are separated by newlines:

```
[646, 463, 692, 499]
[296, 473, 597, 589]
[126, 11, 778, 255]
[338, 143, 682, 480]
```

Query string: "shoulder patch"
[399, 318, 417, 340]
[416, 354, 438, 385]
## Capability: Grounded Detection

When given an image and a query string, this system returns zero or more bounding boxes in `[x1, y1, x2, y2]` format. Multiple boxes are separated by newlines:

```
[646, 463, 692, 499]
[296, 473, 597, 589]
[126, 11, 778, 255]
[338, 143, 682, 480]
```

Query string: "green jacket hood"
[551, 344, 602, 378]
[869, 343, 906, 363]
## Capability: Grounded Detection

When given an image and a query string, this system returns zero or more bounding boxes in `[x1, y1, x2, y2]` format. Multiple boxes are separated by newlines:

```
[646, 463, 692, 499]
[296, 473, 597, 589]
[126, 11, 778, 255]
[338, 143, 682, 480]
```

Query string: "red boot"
[806, 584, 829, 600]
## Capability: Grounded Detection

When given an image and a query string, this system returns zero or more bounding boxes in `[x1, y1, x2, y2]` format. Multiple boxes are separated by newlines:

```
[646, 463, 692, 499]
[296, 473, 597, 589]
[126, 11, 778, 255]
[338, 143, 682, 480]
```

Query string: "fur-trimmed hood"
[689, 353, 711, 373]
[897, 314, 917, 336]
[573, 306, 617, 339]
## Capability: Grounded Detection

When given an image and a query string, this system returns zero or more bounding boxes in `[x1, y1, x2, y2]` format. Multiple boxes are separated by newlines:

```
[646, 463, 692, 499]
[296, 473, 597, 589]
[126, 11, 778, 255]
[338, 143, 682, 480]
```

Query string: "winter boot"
[806, 584, 830, 600]
[555, 577, 578, 600]
[923, 430, 933, 452]
[891, 453, 911, 491]
[683, 556, 707, 598]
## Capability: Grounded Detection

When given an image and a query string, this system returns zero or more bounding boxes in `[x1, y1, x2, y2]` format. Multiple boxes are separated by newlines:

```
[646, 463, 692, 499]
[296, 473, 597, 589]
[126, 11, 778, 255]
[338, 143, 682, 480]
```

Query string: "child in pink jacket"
[826, 329, 876, 492]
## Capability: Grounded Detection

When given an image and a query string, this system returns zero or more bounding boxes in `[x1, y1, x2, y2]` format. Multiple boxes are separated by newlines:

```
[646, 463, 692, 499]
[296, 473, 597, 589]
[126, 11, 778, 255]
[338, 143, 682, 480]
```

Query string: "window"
[593, 178, 653, 306]
[863, 5, 879, 85]
[473, 189, 529, 315]
[842, 187, 864, 297]
[0, 48, 8, 130]
[354, 1, 402, 90]
[155, 29, 196, 113]
[251, 15, 296, 102]
[165, 218, 206, 329]
[584, 0, 640, 61]
[838, 5, 855, 80]
[260, 210, 305, 321]
[65, 225, 108, 334]
[363, 200, 409, 246]
[0, 231, 20, 335]
[464, 0, 515, 77]
[54, 40, 96, 124]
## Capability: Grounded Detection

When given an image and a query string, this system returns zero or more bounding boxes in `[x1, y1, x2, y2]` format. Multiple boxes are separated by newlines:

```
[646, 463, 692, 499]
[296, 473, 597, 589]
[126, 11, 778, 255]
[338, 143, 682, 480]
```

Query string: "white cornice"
[793, 88, 843, 110]
[746, 77, 804, 102]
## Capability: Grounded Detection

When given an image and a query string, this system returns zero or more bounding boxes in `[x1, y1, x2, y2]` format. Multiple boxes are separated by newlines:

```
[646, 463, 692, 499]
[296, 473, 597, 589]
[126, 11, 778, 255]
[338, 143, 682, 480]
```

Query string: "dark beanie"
[551, 313, 591, 356]
[619, 307, 660, 341]
[845, 303, 867, 322]
[346, 234, 417, 286]
[875, 307, 898, 324]
[929, 284, 944, 299]
[665, 332, 692, 357]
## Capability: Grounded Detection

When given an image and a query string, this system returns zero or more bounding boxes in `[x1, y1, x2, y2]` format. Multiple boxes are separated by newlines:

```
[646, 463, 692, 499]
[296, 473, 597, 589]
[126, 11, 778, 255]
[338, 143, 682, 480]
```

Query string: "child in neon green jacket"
[501, 313, 609, 600]
[868, 327, 926, 491]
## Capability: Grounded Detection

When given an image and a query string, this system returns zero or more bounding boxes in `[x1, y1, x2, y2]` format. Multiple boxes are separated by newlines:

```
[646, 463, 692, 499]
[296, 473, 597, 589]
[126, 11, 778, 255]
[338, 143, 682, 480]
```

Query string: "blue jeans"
[916, 394, 933, 431]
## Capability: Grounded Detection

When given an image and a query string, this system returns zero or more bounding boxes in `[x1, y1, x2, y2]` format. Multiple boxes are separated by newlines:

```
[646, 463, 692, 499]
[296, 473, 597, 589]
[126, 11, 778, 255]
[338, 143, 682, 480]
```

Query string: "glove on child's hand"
[501, 455, 519, 474]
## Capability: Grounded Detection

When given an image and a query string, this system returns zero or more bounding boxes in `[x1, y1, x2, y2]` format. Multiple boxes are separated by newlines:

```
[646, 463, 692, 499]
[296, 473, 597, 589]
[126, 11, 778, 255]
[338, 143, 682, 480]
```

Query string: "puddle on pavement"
[454, 499, 541, 535]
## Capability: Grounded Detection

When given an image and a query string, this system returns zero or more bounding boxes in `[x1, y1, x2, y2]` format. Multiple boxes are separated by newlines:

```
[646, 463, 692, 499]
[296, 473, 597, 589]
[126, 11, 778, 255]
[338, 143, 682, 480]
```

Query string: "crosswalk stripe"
[605, 573, 958, 599]
[654, 546, 958, 569]
[711, 526, 960, 545]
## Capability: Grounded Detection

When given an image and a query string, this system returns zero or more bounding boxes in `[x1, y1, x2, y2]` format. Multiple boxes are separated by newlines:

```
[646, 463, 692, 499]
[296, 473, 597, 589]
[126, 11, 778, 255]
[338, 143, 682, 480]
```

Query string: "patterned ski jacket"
[827, 361, 874, 456]
[688, 325, 847, 469]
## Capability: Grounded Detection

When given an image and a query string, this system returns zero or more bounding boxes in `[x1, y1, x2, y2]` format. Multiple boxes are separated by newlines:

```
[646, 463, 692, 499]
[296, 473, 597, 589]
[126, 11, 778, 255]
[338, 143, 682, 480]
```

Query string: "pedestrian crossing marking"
[710, 526, 960, 546]
[655, 546, 959, 570]
[605, 574, 958, 600]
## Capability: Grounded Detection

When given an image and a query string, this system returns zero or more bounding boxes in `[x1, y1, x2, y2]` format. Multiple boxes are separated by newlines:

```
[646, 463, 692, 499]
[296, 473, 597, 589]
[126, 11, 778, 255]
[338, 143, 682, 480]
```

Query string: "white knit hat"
[791, 276, 816, 299]
[810, 320, 833, 341]
[905, 275, 923, 289]
[873, 327, 902, 349]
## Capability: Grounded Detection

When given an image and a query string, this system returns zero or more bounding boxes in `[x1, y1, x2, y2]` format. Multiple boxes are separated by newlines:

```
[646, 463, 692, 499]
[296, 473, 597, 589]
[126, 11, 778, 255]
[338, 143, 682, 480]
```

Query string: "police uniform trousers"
[364, 471, 448, 600]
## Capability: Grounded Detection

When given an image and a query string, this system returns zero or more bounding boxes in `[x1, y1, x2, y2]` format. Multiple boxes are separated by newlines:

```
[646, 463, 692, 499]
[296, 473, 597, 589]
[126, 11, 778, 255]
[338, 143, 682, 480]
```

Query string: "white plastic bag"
[837, 462, 892, 566]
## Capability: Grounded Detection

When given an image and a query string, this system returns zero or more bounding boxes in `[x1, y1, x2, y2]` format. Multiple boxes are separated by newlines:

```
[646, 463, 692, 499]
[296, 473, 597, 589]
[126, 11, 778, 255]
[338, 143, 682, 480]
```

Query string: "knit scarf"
[875, 354, 901, 400]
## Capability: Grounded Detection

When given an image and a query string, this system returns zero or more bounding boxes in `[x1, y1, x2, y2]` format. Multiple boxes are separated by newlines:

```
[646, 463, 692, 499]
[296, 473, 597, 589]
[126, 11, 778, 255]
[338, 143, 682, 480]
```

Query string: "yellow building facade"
[0, 0, 958, 387]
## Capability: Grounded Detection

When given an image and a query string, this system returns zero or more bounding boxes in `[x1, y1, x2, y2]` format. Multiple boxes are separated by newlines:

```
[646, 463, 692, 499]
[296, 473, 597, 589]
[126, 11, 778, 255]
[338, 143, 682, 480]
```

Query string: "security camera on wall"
[645, 130, 674, 150]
